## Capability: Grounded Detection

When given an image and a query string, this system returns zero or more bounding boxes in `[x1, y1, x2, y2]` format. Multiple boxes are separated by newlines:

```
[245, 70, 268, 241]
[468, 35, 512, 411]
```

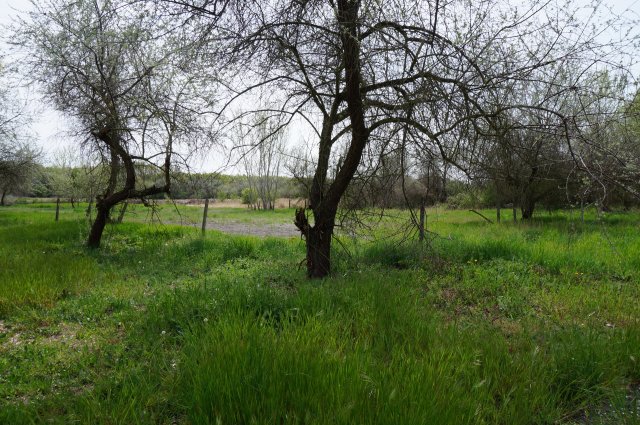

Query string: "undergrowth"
[0, 205, 638, 424]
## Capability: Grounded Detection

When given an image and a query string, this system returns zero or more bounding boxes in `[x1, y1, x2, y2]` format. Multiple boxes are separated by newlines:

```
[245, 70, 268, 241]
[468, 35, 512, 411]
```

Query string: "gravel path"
[203, 221, 300, 238]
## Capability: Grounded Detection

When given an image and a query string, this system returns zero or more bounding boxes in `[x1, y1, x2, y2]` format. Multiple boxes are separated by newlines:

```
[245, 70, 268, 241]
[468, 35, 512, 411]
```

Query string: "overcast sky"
[1, 0, 72, 162]
[1, 0, 640, 170]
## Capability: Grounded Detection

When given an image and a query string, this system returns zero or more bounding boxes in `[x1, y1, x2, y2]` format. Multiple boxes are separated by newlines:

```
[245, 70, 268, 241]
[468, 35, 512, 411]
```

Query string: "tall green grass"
[0, 204, 639, 424]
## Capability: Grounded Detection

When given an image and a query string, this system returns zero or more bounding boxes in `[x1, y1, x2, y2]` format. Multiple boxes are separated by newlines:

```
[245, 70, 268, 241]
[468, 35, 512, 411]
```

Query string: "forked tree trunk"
[86, 129, 170, 248]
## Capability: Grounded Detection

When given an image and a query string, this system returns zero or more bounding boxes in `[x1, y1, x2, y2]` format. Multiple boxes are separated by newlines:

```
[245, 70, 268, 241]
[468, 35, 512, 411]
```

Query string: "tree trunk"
[521, 197, 535, 220]
[0, 190, 6, 206]
[305, 218, 334, 278]
[440, 165, 448, 203]
[294, 207, 335, 278]
[55, 198, 60, 222]
[87, 198, 93, 225]
[293, 1, 368, 279]
[87, 203, 110, 248]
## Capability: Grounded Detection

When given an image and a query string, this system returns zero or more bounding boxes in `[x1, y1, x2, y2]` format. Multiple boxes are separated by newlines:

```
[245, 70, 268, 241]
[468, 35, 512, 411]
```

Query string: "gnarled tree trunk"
[294, 1, 368, 279]
[88, 202, 110, 248]
[87, 130, 171, 248]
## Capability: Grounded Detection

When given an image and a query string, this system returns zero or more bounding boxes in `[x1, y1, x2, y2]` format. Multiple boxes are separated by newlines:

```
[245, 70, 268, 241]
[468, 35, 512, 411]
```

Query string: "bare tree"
[237, 114, 285, 210]
[0, 60, 39, 205]
[158, 0, 638, 277]
[14, 0, 215, 247]
[0, 141, 40, 205]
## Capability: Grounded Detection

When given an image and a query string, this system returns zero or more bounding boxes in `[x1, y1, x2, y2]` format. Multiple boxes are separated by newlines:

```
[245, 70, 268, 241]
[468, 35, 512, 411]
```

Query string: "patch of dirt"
[176, 197, 307, 209]
[1, 321, 90, 351]
[167, 219, 300, 238]
[203, 222, 301, 238]
[40, 322, 84, 348]
[492, 317, 523, 337]
[0, 320, 23, 348]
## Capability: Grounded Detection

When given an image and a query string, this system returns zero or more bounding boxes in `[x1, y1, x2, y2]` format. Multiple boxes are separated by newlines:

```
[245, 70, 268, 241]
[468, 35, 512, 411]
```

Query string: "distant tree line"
[5, 165, 305, 204]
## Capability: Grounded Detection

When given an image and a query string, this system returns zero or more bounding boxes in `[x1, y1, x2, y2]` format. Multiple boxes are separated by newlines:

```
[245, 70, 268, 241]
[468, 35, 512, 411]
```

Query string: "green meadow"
[0, 203, 639, 424]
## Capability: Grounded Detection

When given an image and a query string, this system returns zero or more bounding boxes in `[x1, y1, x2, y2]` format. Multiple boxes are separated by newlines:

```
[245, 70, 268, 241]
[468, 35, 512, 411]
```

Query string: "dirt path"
[160, 219, 300, 238]
[202, 221, 300, 238]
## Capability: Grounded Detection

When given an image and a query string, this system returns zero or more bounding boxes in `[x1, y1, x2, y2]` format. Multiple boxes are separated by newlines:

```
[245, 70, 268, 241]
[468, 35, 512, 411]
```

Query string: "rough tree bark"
[295, 0, 369, 278]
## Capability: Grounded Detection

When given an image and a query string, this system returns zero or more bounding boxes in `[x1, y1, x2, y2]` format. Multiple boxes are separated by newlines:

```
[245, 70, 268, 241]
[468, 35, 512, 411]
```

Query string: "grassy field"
[1, 203, 639, 424]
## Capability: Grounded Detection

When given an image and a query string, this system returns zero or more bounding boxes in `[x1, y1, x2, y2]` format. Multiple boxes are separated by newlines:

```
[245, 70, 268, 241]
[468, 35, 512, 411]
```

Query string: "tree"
[0, 60, 39, 205]
[48, 146, 104, 207]
[564, 73, 640, 213]
[237, 114, 285, 210]
[15, 0, 214, 247]
[159, 0, 638, 277]
[0, 141, 40, 205]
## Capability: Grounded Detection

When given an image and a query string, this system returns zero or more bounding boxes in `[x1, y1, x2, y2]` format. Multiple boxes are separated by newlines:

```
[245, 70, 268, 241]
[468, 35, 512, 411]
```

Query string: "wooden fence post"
[419, 202, 426, 242]
[201, 198, 209, 235]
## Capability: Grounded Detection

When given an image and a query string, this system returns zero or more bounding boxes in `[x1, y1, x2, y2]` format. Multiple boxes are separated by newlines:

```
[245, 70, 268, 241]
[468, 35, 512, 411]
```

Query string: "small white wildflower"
[161, 330, 166, 336]
[203, 317, 209, 323]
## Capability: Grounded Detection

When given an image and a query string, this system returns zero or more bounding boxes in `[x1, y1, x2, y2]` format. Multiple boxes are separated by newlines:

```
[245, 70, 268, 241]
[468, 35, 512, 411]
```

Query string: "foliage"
[241, 187, 258, 206]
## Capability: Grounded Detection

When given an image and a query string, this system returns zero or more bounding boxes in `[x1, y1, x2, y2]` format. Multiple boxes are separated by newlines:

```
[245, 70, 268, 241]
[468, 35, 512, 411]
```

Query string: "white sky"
[1, 0, 639, 171]
[1, 0, 72, 162]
